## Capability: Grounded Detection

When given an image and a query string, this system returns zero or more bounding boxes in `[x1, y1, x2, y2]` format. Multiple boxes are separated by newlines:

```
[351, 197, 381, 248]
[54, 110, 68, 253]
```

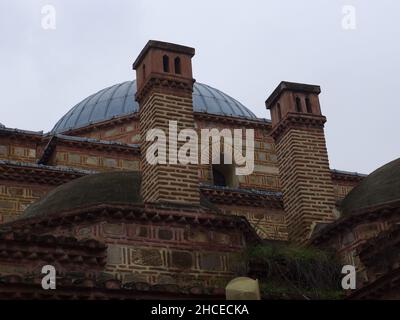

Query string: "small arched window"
[295, 97, 302, 113]
[305, 97, 312, 113]
[174, 57, 181, 74]
[163, 55, 170, 73]
[277, 103, 282, 121]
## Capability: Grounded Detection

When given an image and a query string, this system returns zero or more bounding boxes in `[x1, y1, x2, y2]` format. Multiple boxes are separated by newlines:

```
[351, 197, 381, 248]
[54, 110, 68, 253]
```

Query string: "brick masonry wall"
[195, 120, 280, 191]
[0, 182, 52, 223]
[68, 117, 281, 191]
[276, 126, 336, 243]
[140, 92, 200, 204]
[215, 204, 287, 240]
[46, 220, 247, 289]
[332, 180, 358, 201]
[74, 120, 141, 145]
[0, 138, 38, 163]
[52, 145, 140, 172]
[325, 219, 392, 288]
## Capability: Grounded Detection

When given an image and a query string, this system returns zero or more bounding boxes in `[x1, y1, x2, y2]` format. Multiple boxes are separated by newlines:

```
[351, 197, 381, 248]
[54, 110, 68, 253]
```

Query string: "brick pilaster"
[266, 82, 336, 243]
[133, 41, 200, 205]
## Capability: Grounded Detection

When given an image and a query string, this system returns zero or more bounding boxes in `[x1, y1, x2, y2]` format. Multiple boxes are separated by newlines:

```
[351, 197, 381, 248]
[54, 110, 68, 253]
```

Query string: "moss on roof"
[341, 158, 400, 215]
[21, 170, 220, 220]
[22, 171, 143, 219]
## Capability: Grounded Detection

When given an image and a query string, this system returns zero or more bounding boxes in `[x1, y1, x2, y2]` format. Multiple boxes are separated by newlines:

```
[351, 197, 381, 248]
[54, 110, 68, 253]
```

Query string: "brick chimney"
[132, 40, 200, 205]
[266, 81, 336, 243]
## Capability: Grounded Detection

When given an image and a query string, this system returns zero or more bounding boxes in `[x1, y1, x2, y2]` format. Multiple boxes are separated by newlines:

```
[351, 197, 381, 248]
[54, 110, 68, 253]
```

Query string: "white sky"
[0, 0, 399, 174]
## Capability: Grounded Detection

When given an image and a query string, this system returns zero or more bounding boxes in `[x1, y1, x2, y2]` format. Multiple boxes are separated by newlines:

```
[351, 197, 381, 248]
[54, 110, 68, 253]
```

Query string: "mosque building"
[0, 40, 398, 299]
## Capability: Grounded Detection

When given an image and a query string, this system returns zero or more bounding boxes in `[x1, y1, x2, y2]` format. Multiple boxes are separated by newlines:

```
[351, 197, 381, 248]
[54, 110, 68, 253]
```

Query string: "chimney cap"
[132, 40, 195, 70]
[265, 81, 321, 109]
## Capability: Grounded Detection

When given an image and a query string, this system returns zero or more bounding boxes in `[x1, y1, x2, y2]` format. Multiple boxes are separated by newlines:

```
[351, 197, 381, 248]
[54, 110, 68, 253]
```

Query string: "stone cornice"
[54, 111, 271, 136]
[0, 232, 106, 266]
[201, 185, 283, 209]
[331, 169, 366, 183]
[0, 160, 91, 185]
[194, 112, 271, 129]
[42, 110, 271, 141]
[0, 127, 43, 143]
[270, 112, 326, 142]
[38, 134, 140, 165]
[59, 113, 139, 136]
[265, 81, 321, 110]
[5, 203, 261, 244]
[310, 199, 400, 246]
[135, 74, 194, 104]
[0, 161, 279, 209]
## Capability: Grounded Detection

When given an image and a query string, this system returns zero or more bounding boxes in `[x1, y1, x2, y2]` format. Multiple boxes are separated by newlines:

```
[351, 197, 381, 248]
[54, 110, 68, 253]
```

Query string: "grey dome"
[52, 80, 258, 133]
[341, 157, 400, 215]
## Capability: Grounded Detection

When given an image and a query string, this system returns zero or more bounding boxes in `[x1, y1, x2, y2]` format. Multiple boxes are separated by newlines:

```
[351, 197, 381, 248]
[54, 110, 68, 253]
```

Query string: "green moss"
[341, 157, 400, 215]
[248, 243, 343, 299]
[22, 171, 143, 219]
[248, 244, 330, 263]
[21, 170, 220, 220]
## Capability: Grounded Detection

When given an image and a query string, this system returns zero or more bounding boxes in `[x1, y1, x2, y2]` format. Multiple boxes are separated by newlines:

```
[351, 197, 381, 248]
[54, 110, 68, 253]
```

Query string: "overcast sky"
[0, 0, 399, 174]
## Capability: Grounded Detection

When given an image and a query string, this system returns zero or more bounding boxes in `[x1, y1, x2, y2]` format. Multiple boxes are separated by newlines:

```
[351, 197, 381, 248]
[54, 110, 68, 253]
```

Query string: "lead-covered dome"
[341, 158, 400, 215]
[22, 171, 143, 219]
[51, 80, 258, 133]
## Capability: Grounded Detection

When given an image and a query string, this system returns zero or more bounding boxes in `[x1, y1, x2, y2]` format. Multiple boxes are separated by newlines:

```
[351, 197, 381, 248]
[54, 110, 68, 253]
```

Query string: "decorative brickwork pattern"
[75, 119, 141, 145]
[0, 141, 37, 163]
[54, 148, 140, 172]
[0, 183, 51, 223]
[99, 222, 246, 288]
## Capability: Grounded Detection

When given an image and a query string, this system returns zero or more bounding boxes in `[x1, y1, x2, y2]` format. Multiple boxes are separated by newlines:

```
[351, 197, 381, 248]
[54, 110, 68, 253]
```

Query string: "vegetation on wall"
[247, 243, 344, 300]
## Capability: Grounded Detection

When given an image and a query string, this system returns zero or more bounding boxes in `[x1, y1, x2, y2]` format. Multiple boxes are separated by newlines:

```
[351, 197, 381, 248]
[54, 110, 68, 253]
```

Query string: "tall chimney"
[266, 81, 336, 243]
[132, 40, 200, 205]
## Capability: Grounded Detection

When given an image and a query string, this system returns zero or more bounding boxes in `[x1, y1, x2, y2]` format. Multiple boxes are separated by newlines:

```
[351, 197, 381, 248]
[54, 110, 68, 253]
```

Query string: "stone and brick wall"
[99, 222, 246, 288]
[318, 219, 393, 289]
[51, 145, 140, 172]
[0, 136, 39, 163]
[17, 217, 249, 290]
[195, 119, 280, 191]
[0, 182, 51, 223]
[331, 174, 364, 201]
[72, 119, 141, 145]
[333, 182, 356, 201]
